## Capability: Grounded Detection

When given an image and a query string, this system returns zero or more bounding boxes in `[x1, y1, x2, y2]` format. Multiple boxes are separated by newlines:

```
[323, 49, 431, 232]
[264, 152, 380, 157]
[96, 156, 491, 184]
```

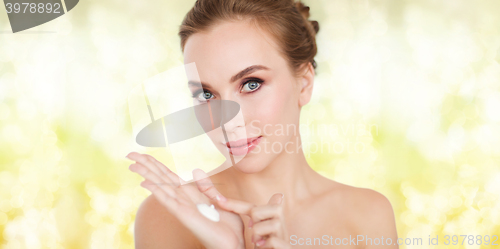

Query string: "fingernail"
[248, 219, 253, 228]
[256, 240, 265, 246]
[140, 181, 149, 189]
[216, 195, 227, 202]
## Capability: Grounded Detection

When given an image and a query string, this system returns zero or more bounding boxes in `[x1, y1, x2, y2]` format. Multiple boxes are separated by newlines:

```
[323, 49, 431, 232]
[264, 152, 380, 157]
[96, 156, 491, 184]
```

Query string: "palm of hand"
[169, 184, 246, 248]
[127, 152, 245, 249]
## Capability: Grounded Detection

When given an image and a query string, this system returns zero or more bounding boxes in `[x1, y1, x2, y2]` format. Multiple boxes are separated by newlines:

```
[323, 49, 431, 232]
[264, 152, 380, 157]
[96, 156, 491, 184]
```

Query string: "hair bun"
[310, 20, 319, 34]
[295, 2, 310, 19]
[294, 1, 320, 35]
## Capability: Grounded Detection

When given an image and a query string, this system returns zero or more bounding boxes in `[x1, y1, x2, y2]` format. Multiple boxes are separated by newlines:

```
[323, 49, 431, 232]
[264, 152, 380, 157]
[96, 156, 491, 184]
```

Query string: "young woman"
[126, 0, 398, 248]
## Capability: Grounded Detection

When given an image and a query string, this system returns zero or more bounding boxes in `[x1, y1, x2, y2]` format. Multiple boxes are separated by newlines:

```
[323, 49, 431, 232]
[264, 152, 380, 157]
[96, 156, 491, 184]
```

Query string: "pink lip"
[226, 136, 262, 156]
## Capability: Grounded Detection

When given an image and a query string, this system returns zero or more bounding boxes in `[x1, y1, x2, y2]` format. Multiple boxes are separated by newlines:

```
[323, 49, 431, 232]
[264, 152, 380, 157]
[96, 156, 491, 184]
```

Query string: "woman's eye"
[193, 91, 214, 101]
[241, 81, 261, 93]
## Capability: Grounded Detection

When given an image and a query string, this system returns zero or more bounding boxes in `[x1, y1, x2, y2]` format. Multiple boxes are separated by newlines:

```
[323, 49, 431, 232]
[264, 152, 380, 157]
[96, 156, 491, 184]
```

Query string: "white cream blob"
[196, 203, 220, 222]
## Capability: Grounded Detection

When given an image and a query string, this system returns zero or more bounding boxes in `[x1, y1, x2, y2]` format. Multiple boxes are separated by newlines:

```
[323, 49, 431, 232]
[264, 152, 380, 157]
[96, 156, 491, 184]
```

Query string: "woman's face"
[183, 19, 313, 174]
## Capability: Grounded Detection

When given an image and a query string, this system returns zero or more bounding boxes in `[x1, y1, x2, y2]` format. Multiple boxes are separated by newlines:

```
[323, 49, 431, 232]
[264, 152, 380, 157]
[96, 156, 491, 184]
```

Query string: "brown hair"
[178, 0, 320, 77]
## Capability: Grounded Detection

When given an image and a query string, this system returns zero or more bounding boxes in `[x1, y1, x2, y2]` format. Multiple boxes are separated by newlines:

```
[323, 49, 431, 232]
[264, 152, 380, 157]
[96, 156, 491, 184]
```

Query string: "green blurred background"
[1, 0, 500, 248]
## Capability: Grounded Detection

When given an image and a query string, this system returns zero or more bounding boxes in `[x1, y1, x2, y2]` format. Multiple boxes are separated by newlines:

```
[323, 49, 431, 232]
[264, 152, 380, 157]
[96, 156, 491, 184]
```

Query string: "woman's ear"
[298, 62, 315, 107]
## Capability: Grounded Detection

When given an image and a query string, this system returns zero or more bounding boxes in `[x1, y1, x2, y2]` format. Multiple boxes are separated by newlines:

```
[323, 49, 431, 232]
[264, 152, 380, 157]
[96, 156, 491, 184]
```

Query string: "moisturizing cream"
[196, 203, 220, 222]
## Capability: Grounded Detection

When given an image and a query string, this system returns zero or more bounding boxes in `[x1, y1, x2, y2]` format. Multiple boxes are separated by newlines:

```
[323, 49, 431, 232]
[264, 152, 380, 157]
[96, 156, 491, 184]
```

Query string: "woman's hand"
[126, 152, 245, 249]
[217, 193, 291, 249]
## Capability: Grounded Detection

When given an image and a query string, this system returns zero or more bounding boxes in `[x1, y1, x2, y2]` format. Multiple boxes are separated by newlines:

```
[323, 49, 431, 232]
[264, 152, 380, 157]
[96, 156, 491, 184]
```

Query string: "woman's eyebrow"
[188, 81, 211, 90]
[230, 65, 270, 82]
[187, 65, 270, 88]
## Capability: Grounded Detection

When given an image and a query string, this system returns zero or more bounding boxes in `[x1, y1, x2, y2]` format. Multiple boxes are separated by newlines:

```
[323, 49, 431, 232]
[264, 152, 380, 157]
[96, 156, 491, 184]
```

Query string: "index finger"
[127, 152, 186, 186]
[217, 197, 255, 216]
[193, 168, 223, 201]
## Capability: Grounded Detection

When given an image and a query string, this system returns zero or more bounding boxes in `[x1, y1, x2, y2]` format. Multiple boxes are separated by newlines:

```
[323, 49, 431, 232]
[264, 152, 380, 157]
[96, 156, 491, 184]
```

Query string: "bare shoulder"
[346, 185, 395, 223]
[134, 194, 201, 249]
[333, 183, 394, 216]
[325, 181, 398, 247]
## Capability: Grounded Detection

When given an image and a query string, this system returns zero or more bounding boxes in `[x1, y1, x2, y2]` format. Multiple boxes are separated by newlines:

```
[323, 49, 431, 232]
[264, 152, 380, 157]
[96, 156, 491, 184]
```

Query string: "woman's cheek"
[258, 85, 289, 118]
[242, 81, 296, 138]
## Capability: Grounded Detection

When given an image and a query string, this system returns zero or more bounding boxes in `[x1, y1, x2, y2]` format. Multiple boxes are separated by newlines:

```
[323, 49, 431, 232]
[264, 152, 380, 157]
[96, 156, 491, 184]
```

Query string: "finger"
[248, 204, 281, 223]
[131, 160, 204, 204]
[257, 236, 289, 248]
[140, 178, 179, 211]
[217, 197, 255, 216]
[127, 152, 181, 187]
[252, 219, 281, 243]
[248, 193, 284, 223]
[178, 183, 207, 205]
[141, 178, 176, 198]
[193, 168, 225, 201]
[129, 163, 170, 188]
[268, 193, 284, 205]
[145, 153, 187, 186]
[127, 152, 172, 184]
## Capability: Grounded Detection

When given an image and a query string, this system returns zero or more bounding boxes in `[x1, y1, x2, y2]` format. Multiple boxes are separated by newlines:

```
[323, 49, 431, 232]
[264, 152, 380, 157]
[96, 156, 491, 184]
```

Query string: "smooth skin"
[129, 19, 398, 249]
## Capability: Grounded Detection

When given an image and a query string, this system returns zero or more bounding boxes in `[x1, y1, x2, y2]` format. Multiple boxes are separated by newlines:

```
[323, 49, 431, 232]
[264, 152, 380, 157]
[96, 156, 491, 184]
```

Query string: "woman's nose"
[217, 99, 245, 132]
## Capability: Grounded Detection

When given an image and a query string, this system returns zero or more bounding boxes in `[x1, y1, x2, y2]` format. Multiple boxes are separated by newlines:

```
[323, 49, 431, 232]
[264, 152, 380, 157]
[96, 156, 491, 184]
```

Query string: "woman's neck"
[222, 135, 323, 207]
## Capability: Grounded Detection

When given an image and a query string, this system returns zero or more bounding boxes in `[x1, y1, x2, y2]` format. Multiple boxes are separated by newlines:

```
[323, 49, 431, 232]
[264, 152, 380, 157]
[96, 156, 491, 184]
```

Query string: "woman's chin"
[231, 156, 269, 174]
[233, 164, 266, 174]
